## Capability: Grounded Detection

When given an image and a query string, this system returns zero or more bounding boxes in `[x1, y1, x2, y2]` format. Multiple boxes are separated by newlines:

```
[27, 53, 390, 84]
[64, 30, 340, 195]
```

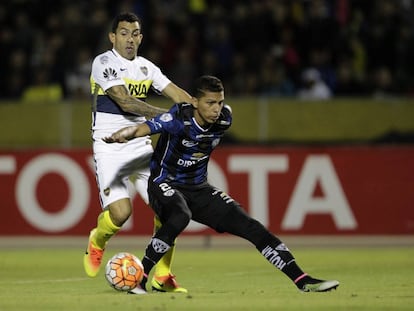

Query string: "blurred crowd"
[1, 0, 414, 102]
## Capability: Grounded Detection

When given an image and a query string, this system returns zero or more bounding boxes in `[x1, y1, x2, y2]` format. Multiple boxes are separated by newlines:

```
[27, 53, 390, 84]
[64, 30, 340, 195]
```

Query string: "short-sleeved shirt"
[90, 49, 171, 132]
[90, 49, 171, 207]
[145, 103, 232, 186]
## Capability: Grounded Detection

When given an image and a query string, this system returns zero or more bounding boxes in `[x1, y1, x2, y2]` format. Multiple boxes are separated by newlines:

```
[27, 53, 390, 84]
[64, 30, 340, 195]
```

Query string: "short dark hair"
[194, 75, 224, 98]
[111, 12, 141, 33]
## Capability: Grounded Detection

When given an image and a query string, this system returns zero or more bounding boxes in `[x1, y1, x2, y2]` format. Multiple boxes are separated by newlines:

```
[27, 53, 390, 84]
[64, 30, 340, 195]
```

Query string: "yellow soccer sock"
[153, 215, 177, 277]
[93, 210, 121, 249]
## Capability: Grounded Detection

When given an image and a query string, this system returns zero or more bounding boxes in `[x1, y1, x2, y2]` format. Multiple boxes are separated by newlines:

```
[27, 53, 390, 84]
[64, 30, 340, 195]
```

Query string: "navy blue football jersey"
[145, 103, 232, 185]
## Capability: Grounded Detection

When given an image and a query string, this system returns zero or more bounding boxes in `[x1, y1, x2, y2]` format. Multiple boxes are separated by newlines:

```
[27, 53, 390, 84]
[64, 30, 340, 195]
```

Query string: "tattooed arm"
[106, 84, 167, 119]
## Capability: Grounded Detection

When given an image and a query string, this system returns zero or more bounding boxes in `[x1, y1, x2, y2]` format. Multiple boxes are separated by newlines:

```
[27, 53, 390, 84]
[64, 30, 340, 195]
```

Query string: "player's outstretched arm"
[162, 82, 195, 104]
[107, 85, 167, 118]
[103, 123, 151, 143]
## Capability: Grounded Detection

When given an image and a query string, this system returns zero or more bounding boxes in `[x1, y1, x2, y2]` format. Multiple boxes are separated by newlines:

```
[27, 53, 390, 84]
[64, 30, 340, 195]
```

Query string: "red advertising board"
[1, 146, 413, 236]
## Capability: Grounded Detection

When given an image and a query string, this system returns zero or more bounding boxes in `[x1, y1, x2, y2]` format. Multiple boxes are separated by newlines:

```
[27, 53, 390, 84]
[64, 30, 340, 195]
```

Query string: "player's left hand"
[102, 133, 126, 143]
[102, 125, 140, 143]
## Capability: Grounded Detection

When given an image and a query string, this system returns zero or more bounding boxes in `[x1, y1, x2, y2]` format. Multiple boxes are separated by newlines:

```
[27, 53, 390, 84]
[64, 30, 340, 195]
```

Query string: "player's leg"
[133, 173, 187, 293]
[84, 145, 133, 277]
[84, 198, 131, 277]
[224, 211, 338, 291]
[152, 215, 173, 276]
[96, 199, 132, 246]
[204, 187, 339, 292]
[137, 182, 191, 292]
[150, 215, 187, 293]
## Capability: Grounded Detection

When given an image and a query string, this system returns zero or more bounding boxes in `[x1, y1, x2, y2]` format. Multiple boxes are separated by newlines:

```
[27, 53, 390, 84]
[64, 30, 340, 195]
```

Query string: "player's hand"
[102, 132, 129, 143]
[102, 125, 139, 143]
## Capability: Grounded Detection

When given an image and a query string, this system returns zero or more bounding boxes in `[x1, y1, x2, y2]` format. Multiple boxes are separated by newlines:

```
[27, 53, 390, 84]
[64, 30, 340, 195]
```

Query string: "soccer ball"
[105, 252, 144, 291]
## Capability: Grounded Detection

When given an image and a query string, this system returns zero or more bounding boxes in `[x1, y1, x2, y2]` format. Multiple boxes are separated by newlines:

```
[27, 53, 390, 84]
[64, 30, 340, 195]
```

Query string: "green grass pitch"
[0, 244, 413, 310]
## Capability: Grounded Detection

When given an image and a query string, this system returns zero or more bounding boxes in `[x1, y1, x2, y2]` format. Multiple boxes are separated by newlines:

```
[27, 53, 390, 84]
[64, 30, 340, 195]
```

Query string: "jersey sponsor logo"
[177, 153, 208, 166]
[122, 78, 152, 98]
[177, 159, 196, 167]
[103, 67, 118, 80]
[128, 82, 149, 97]
[261, 245, 287, 270]
[182, 139, 198, 147]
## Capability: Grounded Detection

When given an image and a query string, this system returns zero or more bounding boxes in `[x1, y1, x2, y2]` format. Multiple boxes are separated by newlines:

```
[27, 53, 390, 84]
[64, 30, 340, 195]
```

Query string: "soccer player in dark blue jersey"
[104, 75, 339, 293]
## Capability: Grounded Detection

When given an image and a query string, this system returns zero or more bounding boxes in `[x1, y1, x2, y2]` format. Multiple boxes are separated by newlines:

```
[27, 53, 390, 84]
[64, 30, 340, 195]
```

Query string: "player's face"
[193, 91, 225, 127]
[109, 21, 143, 60]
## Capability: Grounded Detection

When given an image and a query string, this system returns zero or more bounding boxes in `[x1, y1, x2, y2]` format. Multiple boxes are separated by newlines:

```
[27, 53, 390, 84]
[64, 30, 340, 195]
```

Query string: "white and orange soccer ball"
[105, 252, 144, 291]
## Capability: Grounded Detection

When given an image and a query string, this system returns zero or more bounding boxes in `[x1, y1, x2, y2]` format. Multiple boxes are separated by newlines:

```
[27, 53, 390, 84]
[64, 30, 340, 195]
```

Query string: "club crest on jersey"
[103, 67, 118, 81]
[140, 66, 148, 76]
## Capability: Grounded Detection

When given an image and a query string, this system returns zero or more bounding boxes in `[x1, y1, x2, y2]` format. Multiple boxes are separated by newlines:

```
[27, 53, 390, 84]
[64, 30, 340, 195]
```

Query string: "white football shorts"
[93, 133, 153, 209]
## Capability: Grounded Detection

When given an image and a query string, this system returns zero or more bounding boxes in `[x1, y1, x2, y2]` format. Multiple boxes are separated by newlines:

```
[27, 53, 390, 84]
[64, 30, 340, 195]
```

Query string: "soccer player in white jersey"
[84, 12, 192, 293]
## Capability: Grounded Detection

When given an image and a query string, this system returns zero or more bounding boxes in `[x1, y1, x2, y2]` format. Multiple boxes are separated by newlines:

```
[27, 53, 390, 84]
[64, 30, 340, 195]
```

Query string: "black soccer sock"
[256, 234, 307, 287]
[141, 237, 172, 277]
[139, 273, 148, 290]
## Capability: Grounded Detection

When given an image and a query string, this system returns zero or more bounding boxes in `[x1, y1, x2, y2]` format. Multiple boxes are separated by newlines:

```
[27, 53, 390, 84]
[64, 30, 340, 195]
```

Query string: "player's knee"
[156, 209, 192, 244]
[218, 207, 268, 244]
[108, 199, 132, 226]
[170, 208, 192, 232]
